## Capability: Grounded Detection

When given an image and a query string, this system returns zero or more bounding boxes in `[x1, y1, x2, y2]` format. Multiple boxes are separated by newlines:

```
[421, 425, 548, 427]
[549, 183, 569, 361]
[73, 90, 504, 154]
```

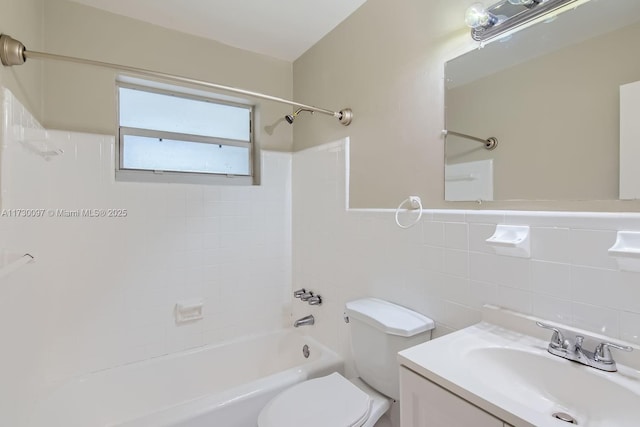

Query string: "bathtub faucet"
[294, 315, 315, 327]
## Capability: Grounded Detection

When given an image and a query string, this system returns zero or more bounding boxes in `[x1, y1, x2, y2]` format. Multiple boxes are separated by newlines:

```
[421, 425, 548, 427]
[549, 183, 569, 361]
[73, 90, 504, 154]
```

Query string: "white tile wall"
[292, 139, 640, 373]
[0, 89, 292, 397]
[4, 87, 640, 422]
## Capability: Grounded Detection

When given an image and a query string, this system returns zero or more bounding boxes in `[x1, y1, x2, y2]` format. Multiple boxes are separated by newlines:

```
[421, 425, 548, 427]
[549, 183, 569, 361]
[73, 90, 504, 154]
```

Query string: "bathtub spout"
[294, 315, 315, 327]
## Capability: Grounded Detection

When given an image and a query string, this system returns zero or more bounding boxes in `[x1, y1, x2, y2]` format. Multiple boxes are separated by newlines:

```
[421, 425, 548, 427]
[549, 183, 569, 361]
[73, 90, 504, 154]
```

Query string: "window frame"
[116, 82, 255, 185]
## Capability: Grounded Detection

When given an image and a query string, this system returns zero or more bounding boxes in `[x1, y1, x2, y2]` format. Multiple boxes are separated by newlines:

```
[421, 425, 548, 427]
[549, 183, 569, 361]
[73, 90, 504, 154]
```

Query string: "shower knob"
[300, 292, 314, 301]
[308, 295, 322, 306]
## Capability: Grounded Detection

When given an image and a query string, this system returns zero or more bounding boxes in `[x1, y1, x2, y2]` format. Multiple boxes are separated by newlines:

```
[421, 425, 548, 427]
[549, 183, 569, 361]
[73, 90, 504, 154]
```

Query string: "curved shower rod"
[0, 34, 353, 126]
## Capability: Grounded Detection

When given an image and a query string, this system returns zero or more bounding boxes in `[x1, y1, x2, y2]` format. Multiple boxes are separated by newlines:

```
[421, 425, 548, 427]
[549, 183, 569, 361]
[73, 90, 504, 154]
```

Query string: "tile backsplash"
[292, 139, 640, 372]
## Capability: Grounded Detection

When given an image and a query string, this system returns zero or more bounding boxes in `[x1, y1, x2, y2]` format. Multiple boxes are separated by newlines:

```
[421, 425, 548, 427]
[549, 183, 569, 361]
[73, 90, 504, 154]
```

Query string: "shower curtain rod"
[0, 34, 353, 126]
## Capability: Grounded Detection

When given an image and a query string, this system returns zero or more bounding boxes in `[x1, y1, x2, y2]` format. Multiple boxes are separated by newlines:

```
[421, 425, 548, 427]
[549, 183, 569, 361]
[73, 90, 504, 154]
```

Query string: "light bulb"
[465, 3, 497, 29]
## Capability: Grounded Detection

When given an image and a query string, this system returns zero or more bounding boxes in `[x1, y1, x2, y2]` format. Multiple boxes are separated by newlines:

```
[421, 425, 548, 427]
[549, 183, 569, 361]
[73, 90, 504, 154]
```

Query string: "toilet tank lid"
[345, 298, 435, 337]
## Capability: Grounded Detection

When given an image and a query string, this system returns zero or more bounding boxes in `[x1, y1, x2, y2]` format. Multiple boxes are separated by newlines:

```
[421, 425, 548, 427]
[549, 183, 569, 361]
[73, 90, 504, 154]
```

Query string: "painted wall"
[293, 0, 640, 211]
[0, 89, 292, 425]
[41, 0, 293, 151]
[293, 0, 475, 209]
[0, 0, 43, 120]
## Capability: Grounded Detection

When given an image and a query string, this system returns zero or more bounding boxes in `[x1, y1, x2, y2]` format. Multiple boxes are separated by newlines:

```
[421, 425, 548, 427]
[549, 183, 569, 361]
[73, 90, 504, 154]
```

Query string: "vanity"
[399, 363, 512, 427]
[397, 306, 640, 427]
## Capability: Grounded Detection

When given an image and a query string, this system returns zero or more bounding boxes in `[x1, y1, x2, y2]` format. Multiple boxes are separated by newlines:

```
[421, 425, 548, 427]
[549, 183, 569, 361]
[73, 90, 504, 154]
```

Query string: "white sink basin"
[464, 347, 640, 426]
[398, 320, 640, 427]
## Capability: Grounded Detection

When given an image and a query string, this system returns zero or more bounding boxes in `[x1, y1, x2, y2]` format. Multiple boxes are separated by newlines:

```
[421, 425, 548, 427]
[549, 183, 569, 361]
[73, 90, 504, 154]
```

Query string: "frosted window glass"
[119, 87, 251, 141]
[122, 135, 250, 176]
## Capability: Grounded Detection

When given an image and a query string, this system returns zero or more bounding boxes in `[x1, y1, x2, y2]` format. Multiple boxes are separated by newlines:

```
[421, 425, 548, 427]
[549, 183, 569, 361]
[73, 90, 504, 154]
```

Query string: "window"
[117, 84, 254, 184]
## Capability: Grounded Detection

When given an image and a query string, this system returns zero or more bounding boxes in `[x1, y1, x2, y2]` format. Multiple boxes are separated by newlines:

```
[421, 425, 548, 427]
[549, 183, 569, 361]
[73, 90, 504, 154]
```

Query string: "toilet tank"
[345, 298, 434, 400]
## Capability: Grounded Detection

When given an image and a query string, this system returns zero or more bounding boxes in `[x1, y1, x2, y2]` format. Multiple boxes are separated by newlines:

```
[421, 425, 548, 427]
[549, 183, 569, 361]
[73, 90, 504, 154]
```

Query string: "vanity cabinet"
[400, 366, 512, 427]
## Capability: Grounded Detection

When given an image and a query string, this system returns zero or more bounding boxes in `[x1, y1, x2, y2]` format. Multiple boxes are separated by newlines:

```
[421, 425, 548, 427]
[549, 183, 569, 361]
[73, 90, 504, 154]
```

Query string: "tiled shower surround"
[292, 140, 640, 370]
[0, 89, 291, 415]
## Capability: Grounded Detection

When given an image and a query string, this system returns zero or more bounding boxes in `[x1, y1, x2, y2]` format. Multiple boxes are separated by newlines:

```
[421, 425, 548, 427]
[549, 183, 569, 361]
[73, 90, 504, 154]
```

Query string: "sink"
[463, 347, 640, 426]
[398, 315, 640, 427]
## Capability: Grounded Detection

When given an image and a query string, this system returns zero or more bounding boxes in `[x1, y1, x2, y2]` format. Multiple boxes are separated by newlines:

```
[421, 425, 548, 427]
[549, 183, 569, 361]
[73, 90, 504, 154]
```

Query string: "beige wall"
[42, 0, 293, 151]
[0, 0, 44, 120]
[293, 0, 640, 211]
[293, 0, 475, 209]
[447, 22, 640, 201]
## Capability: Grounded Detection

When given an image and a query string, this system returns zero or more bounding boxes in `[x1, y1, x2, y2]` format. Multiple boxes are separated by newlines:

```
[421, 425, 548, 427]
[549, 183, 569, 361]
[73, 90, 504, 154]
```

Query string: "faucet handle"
[536, 322, 566, 349]
[594, 341, 633, 364]
[308, 295, 322, 305]
[300, 291, 314, 301]
[293, 289, 306, 298]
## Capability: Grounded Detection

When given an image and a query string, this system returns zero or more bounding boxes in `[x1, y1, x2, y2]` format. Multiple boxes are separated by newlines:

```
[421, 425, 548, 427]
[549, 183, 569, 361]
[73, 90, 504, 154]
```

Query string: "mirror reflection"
[445, 0, 640, 202]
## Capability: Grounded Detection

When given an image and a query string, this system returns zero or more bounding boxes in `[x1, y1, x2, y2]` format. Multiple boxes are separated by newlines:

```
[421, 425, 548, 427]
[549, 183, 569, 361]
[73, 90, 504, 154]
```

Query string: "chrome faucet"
[294, 315, 315, 328]
[537, 322, 633, 372]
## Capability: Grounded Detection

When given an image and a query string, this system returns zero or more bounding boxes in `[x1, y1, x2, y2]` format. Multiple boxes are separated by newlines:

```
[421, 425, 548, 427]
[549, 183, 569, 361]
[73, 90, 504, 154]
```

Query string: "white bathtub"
[31, 330, 342, 427]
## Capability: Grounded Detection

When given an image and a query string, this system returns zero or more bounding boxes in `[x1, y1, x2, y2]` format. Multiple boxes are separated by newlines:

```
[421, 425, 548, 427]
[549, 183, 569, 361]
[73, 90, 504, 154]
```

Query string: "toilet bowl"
[258, 298, 434, 427]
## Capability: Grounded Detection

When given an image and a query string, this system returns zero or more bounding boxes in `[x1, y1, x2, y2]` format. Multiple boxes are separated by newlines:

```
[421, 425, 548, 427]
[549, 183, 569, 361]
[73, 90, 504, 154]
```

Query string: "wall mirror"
[445, 0, 640, 202]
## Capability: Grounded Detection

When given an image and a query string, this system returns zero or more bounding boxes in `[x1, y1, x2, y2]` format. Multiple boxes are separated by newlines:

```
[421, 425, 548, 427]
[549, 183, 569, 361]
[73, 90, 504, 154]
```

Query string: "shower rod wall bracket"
[0, 34, 353, 126]
[0, 34, 26, 66]
[338, 108, 353, 126]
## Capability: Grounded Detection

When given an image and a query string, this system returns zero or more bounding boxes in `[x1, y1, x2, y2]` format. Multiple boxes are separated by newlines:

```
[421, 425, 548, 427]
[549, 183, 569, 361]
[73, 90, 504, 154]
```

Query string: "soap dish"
[485, 225, 531, 258]
[608, 231, 640, 272]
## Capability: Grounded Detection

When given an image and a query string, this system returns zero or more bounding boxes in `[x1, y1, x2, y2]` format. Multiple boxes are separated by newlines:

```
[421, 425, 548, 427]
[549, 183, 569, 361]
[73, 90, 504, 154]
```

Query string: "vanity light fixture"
[507, 0, 541, 7]
[465, 0, 582, 42]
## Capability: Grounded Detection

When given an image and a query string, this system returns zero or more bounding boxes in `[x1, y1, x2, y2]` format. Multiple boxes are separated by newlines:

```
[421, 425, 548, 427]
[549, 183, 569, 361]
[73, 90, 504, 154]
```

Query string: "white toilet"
[258, 298, 435, 427]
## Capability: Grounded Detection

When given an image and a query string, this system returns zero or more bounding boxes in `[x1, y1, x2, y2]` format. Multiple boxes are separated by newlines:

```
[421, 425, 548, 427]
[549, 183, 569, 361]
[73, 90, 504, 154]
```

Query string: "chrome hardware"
[294, 315, 315, 328]
[308, 295, 322, 306]
[594, 341, 633, 369]
[537, 321, 633, 372]
[302, 344, 310, 359]
[0, 36, 353, 127]
[552, 412, 578, 424]
[343, 313, 350, 323]
[295, 289, 322, 305]
[300, 291, 314, 301]
[467, 0, 581, 43]
[536, 322, 567, 349]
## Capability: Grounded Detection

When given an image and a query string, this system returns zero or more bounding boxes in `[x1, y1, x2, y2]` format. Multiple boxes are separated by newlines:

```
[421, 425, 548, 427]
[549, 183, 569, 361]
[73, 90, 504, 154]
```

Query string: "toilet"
[258, 298, 435, 427]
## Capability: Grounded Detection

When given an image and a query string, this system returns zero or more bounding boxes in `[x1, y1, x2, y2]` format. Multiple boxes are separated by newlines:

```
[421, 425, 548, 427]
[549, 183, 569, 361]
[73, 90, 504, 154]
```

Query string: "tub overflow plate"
[303, 344, 310, 359]
[552, 412, 578, 424]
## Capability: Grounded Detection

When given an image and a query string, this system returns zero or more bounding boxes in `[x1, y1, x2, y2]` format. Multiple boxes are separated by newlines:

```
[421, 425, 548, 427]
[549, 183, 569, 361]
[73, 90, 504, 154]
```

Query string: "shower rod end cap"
[0, 34, 26, 66]
[338, 108, 353, 126]
[485, 137, 498, 150]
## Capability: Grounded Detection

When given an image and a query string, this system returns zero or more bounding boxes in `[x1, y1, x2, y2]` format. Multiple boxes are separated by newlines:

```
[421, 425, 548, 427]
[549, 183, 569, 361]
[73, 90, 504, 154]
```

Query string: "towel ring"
[395, 196, 423, 229]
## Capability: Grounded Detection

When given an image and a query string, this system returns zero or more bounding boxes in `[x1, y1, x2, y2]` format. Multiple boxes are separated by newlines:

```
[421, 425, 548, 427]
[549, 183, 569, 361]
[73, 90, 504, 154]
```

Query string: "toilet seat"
[257, 373, 372, 427]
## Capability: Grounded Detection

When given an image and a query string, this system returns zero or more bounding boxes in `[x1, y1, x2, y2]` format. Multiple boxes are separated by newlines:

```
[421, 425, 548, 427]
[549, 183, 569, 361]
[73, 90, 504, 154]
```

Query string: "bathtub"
[31, 330, 342, 427]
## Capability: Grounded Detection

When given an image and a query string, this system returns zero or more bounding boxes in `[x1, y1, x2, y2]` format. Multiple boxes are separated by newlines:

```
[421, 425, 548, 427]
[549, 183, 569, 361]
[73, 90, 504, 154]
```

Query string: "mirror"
[445, 0, 640, 202]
